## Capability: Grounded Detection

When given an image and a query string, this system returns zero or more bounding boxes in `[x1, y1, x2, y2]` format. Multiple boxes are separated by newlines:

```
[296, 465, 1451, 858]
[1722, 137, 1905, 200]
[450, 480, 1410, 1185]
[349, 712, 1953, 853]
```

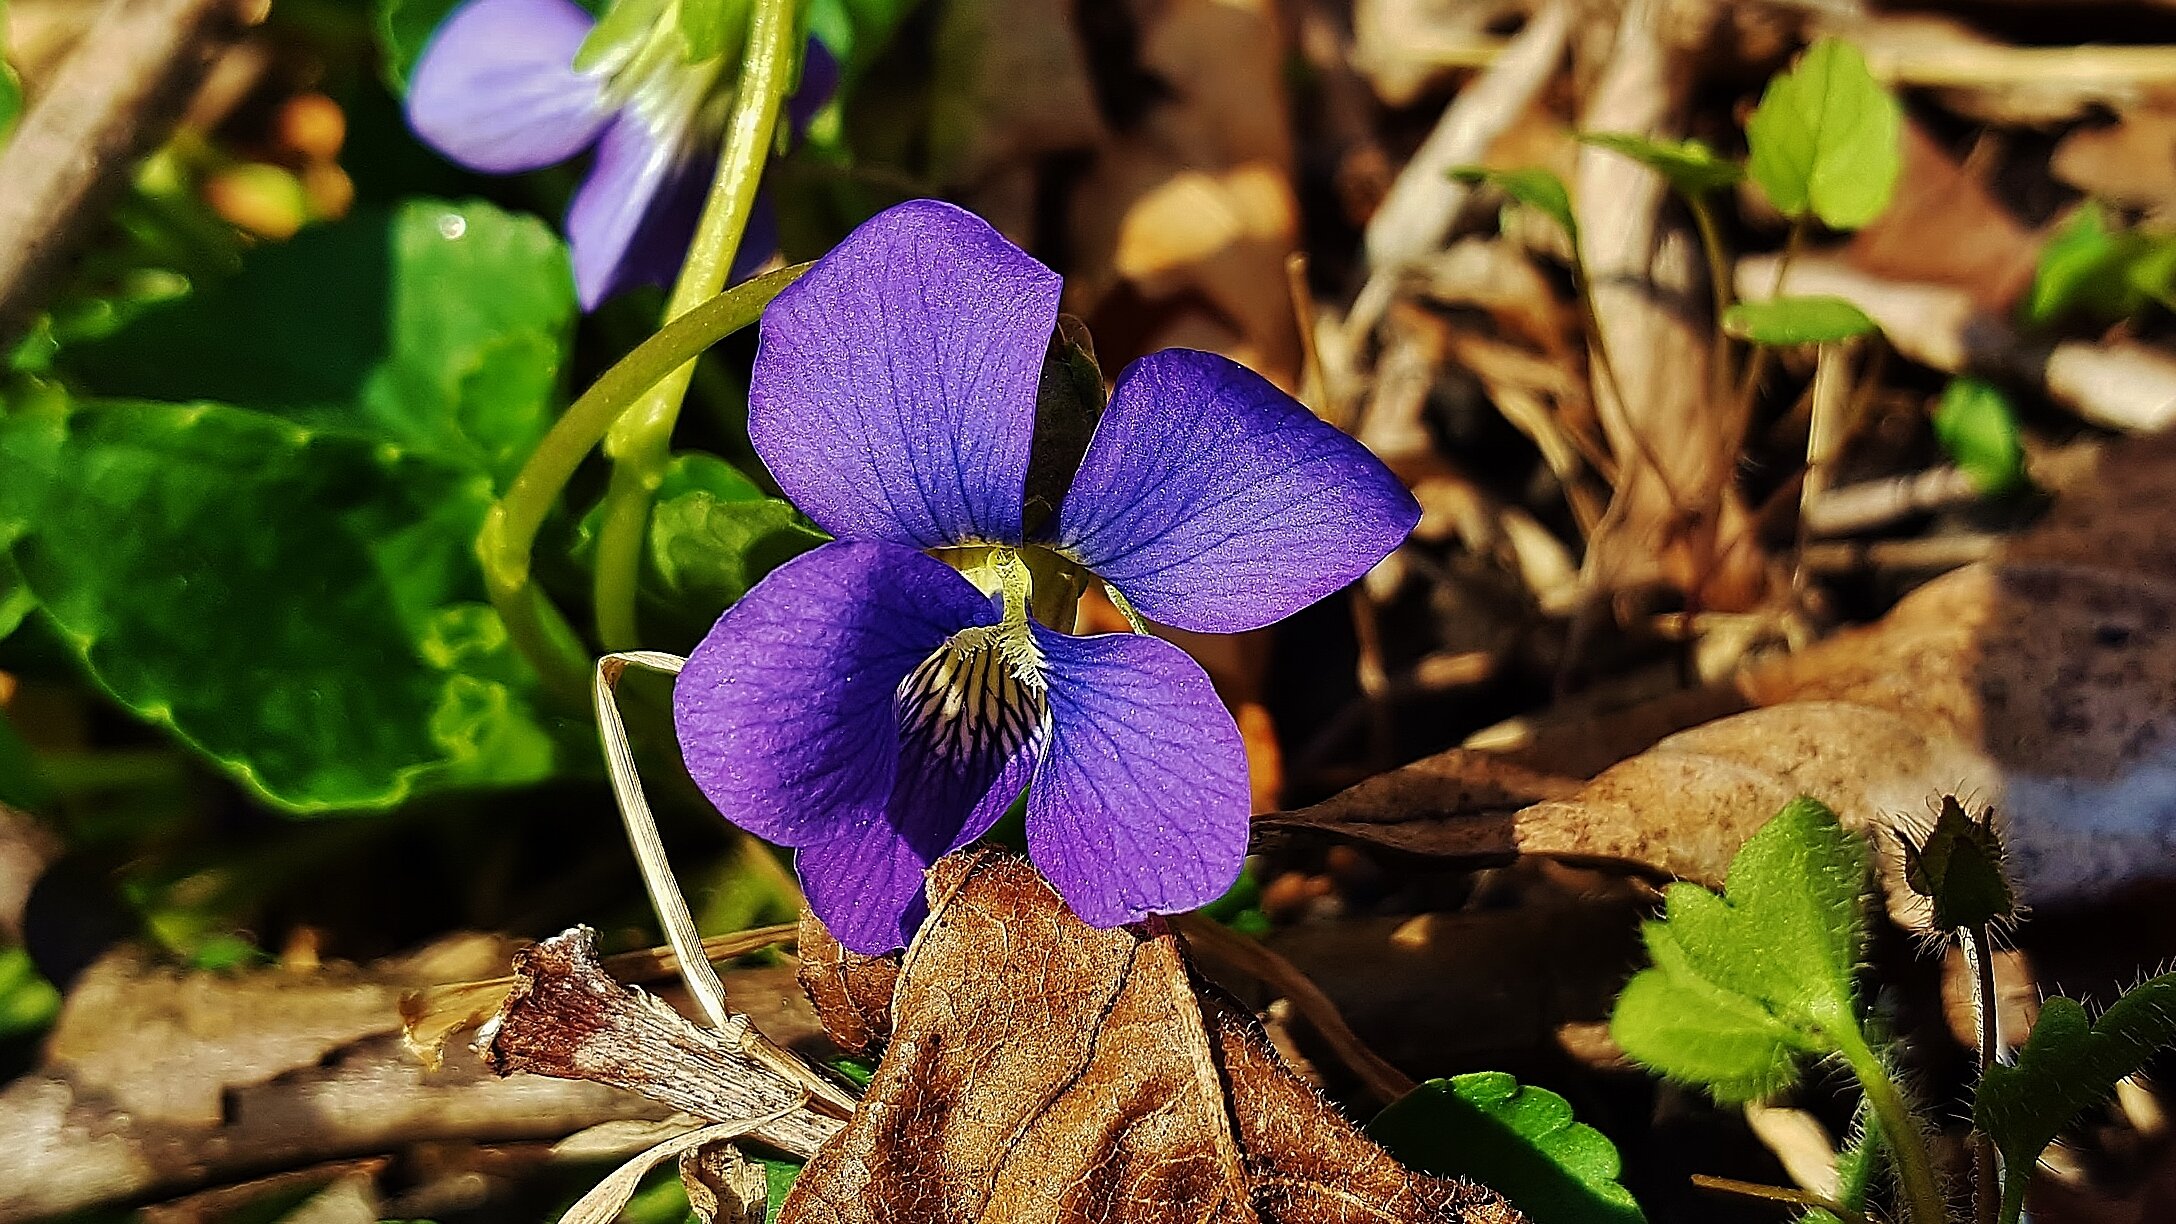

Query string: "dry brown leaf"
[1843, 118, 2041, 310]
[1272, 433, 2176, 920]
[2054, 102, 2176, 219]
[780, 852, 1526, 1224]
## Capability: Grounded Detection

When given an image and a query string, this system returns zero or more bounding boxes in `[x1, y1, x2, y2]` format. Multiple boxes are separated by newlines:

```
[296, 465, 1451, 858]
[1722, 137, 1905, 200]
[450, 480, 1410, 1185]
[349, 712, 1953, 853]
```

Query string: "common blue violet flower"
[673, 201, 1420, 953]
[405, 0, 831, 309]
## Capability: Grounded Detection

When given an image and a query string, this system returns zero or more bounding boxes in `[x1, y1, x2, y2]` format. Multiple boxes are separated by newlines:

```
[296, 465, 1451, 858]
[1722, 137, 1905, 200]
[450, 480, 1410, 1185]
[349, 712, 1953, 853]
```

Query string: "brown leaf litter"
[1268, 431, 2176, 923]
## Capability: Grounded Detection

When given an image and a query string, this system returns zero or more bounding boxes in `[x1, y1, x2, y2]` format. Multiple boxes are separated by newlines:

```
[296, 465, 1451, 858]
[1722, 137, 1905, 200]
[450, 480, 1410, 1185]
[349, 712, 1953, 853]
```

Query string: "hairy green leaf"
[58, 201, 575, 488]
[1372, 1073, 1644, 1224]
[1933, 377, 2028, 496]
[1609, 797, 1870, 1102]
[0, 399, 561, 811]
[1452, 166, 1578, 243]
[1722, 296, 1878, 345]
[1578, 132, 1742, 198]
[1976, 973, 2176, 1224]
[1744, 39, 1901, 230]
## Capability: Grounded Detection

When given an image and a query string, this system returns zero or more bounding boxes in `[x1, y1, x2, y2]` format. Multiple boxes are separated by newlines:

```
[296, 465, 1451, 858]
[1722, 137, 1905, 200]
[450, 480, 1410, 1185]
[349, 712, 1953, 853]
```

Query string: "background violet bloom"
[405, 0, 833, 308]
[673, 200, 1420, 953]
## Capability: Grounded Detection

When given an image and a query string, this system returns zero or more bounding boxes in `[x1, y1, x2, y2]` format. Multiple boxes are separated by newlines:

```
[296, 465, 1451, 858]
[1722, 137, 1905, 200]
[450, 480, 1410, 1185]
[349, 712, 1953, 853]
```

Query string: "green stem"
[1833, 1024, 1948, 1224]
[479, 264, 810, 699]
[593, 0, 802, 650]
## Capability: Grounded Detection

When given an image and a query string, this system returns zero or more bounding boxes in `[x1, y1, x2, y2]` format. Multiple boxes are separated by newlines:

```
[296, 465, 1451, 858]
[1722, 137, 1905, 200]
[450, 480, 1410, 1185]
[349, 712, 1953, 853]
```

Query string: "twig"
[1347, 1, 1572, 337]
[1805, 466, 1983, 538]
[0, 0, 262, 343]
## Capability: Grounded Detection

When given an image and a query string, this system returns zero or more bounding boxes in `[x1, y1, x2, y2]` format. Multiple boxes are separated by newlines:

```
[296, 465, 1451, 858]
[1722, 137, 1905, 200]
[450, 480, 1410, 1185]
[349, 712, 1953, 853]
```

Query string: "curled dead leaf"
[1268, 433, 2176, 922]
[781, 852, 1526, 1224]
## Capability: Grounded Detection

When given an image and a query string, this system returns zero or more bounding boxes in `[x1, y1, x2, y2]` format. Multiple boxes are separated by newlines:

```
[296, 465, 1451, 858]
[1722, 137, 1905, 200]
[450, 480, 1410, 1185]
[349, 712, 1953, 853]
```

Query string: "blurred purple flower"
[672, 200, 1419, 953]
[405, 0, 832, 309]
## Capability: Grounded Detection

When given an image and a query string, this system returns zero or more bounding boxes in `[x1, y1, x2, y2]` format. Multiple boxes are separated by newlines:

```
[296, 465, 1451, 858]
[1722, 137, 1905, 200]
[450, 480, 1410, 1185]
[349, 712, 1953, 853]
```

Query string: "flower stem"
[592, 0, 803, 650]
[479, 264, 810, 700]
[1832, 1023, 1948, 1224]
[1966, 923, 2003, 1224]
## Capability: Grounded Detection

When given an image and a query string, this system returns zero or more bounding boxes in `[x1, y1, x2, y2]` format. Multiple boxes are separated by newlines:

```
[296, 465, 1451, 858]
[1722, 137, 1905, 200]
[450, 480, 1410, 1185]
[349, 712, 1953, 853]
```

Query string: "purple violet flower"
[404, 0, 832, 309]
[672, 200, 1420, 953]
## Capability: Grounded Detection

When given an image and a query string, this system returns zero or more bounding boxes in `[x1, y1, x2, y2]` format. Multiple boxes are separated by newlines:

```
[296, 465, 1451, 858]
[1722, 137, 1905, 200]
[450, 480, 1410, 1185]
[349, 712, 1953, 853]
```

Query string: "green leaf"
[1451, 166, 1578, 242]
[807, 0, 923, 84]
[1371, 1073, 1644, 1224]
[1722, 296, 1878, 345]
[679, 0, 752, 62]
[1578, 132, 1742, 198]
[647, 454, 824, 613]
[2021, 203, 2176, 329]
[57, 201, 575, 488]
[0, 0, 21, 149]
[374, 0, 463, 92]
[0, 946, 59, 1038]
[1609, 796, 1870, 1102]
[1933, 377, 2029, 496]
[762, 1159, 802, 1224]
[576, 0, 667, 73]
[0, 399, 561, 811]
[0, 708, 53, 814]
[0, 552, 32, 644]
[1976, 973, 2176, 1224]
[1744, 39, 1902, 230]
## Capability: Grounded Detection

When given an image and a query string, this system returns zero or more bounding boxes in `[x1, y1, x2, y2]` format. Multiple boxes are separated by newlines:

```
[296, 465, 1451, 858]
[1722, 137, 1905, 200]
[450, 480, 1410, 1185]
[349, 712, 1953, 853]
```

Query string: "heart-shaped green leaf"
[1745, 39, 1901, 230]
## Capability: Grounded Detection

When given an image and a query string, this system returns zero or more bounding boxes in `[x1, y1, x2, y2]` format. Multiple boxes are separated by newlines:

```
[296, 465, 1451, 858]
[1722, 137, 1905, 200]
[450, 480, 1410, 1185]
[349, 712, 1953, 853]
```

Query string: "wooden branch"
[0, 0, 261, 344]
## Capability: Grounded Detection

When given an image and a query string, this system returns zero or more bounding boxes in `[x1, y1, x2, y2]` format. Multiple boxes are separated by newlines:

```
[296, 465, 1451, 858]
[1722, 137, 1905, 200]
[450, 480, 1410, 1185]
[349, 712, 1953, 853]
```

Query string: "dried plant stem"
[592, 0, 801, 650]
[1965, 924, 2002, 1224]
[478, 264, 808, 700]
[1690, 1175, 1867, 1223]
[1687, 195, 1735, 412]
[592, 651, 858, 1116]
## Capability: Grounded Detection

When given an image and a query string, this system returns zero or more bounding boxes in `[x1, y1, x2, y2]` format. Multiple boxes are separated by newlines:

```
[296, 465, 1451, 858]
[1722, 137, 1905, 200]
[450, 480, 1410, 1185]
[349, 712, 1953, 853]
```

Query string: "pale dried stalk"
[593, 653, 857, 1116]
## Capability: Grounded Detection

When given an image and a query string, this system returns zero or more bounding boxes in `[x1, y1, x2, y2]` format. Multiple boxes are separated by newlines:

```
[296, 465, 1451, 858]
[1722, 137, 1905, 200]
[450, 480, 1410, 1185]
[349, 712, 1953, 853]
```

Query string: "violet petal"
[1051, 349, 1420, 634]
[566, 115, 714, 309]
[674, 540, 996, 851]
[406, 0, 610, 175]
[1023, 624, 1250, 928]
[749, 200, 1058, 548]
